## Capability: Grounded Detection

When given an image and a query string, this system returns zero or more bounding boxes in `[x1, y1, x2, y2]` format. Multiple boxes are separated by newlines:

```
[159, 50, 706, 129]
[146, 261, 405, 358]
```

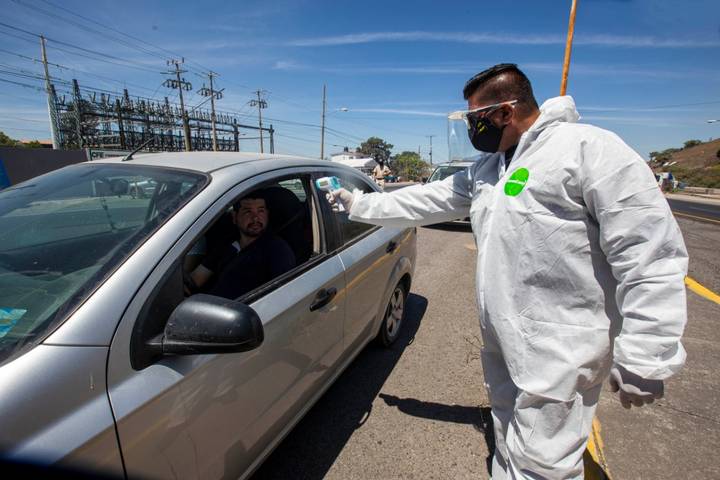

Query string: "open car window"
[182, 174, 320, 302]
[325, 173, 377, 247]
[0, 163, 206, 366]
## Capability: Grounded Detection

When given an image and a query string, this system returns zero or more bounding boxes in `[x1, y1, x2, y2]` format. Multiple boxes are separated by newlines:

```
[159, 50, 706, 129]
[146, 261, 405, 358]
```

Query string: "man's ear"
[498, 105, 514, 125]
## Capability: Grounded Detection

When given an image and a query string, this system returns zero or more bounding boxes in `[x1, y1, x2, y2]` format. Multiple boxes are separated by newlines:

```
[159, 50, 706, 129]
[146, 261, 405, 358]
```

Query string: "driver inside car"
[185, 191, 296, 299]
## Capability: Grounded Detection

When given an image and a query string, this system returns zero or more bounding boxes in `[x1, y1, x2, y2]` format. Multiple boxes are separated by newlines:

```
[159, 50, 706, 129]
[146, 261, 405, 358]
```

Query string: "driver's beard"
[240, 224, 265, 239]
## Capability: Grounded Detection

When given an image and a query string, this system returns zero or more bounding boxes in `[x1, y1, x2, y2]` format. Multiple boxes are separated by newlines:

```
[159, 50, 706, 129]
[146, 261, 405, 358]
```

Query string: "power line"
[0, 125, 52, 135]
[0, 115, 48, 123]
[0, 22, 163, 74]
[33, 0, 211, 74]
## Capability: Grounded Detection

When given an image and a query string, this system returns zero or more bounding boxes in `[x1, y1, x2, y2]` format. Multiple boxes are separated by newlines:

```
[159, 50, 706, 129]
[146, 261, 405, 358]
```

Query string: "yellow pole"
[560, 0, 578, 95]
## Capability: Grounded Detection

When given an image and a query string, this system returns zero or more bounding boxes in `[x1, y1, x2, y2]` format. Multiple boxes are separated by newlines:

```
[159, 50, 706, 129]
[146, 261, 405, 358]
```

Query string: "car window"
[428, 165, 467, 183]
[322, 173, 377, 247]
[182, 174, 320, 302]
[0, 163, 206, 366]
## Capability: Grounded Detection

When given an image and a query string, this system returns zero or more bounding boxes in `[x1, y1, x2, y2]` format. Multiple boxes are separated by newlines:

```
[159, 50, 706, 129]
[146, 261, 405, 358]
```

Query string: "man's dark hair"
[463, 63, 538, 112]
[233, 190, 267, 211]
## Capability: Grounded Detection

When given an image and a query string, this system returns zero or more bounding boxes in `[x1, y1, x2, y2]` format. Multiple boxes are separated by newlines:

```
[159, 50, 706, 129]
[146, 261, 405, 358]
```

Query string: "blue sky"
[0, 0, 719, 162]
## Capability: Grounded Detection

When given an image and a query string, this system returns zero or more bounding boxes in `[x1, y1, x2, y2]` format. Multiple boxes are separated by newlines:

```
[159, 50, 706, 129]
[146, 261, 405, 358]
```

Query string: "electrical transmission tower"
[164, 58, 192, 151]
[198, 72, 223, 151]
[249, 90, 267, 153]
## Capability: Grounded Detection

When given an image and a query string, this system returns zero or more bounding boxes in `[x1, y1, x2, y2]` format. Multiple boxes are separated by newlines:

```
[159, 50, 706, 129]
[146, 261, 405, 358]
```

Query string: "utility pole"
[164, 58, 192, 151]
[560, 0, 578, 95]
[320, 84, 326, 159]
[40, 35, 60, 149]
[72, 79, 84, 148]
[198, 71, 223, 151]
[426, 134, 435, 165]
[249, 90, 267, 153]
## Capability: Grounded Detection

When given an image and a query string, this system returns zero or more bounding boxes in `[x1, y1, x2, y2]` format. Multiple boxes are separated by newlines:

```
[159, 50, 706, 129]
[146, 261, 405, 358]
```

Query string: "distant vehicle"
[655, 171, 678, 191]
[427, 160, 475, 183]
[0, 152, 416, 480]
[426, 161, 475, 224]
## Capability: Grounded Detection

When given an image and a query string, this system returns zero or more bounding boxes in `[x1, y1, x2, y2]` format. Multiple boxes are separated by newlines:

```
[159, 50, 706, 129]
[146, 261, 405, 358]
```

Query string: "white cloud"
[579, 115, 698, 127]
[347, 108, 447, 117]
[286, 31, 720, 48]
[269, 60, 718, 80]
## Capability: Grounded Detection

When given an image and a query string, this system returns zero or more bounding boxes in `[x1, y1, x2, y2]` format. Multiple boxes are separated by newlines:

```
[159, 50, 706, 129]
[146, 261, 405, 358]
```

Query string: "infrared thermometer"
[315, 176, 344, 212]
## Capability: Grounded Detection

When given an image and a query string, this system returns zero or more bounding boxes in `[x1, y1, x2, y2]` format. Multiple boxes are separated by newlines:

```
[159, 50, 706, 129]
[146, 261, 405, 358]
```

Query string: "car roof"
[91, 151, 327, 173]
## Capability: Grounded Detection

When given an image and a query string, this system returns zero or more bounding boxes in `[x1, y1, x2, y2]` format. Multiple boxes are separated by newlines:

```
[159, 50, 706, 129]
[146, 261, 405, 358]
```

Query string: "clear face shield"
[447, 100, 517, 161]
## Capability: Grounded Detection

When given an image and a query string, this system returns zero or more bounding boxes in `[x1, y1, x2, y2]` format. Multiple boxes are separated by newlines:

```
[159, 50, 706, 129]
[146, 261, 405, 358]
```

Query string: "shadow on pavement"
[421, 222, 472, 233]
[378, 394, 495, 475]
[376, 395, 610, 479]
[251, 293, 428, 480]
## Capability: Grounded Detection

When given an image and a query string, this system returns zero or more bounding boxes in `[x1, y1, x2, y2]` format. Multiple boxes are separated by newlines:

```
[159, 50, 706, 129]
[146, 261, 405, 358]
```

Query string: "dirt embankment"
[651, 139, 720, 188]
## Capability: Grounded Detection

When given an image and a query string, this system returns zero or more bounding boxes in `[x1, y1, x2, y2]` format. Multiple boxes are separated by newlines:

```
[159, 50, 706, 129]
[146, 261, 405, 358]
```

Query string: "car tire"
[376, 281, 408, 347]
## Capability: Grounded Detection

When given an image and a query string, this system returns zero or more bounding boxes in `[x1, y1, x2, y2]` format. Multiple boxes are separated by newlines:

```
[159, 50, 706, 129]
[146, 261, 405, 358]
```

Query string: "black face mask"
[468, 115, 505, 153]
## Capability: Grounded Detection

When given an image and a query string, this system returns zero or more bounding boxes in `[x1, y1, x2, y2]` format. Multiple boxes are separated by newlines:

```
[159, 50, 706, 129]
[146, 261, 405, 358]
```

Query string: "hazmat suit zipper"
[475, 129, 533, 312]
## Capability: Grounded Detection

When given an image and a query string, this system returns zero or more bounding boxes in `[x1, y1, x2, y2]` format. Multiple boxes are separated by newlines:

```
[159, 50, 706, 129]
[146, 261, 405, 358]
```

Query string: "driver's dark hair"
[463, 63, 538, 112]
[233, 190, 267, 211]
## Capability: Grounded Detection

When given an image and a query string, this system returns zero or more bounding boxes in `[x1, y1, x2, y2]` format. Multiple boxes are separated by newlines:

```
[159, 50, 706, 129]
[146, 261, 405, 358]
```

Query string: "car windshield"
[0, 163, 207, 365]
[428, 165, 467, 182]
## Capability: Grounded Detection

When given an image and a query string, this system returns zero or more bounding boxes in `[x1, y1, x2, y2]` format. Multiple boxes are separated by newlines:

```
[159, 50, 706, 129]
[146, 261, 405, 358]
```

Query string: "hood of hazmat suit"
[347, 95, 688, 479]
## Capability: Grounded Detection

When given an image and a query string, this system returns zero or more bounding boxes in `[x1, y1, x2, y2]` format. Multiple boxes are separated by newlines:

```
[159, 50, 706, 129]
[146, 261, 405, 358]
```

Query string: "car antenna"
[122, 137, 155, 161]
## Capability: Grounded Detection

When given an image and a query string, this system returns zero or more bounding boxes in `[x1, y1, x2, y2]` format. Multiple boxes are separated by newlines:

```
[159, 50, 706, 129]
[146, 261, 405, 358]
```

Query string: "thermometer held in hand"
[315, 176, 344, 212]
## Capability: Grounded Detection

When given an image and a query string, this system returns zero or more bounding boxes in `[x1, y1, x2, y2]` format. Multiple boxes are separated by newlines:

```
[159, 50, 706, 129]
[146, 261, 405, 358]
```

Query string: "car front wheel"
[377, 282, 407, 347]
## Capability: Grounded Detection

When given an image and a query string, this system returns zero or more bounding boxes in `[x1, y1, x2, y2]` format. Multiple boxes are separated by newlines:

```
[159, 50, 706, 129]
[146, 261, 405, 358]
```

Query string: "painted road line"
[585, 418, 612, 479]
[672, 211, 720, 225]
[685, 276, 720, 305]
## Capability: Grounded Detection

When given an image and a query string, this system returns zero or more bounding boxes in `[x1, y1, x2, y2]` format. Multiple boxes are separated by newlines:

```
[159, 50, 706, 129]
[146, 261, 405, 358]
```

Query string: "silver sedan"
[0, 152, 416, 479]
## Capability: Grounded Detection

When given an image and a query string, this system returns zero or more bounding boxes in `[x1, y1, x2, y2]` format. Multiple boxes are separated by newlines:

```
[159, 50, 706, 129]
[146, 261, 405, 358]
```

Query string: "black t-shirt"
[201, 233, 296, 299]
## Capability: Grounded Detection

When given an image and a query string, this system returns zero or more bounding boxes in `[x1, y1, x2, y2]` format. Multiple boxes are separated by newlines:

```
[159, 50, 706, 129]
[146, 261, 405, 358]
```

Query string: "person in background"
[372, 156, 391, 188]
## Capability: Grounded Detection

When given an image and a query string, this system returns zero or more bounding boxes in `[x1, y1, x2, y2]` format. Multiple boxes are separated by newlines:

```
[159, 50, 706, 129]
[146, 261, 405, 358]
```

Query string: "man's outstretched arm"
[340, 170, 474, 229]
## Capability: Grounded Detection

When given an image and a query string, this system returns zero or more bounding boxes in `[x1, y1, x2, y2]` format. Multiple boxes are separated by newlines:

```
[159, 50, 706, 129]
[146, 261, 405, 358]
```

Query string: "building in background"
[330, 147, 376, 176]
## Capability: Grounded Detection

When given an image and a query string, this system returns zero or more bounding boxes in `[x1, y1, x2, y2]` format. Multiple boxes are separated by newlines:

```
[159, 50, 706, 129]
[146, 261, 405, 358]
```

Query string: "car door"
[314, 169, 405, 352]
[106, 168, 345, 480]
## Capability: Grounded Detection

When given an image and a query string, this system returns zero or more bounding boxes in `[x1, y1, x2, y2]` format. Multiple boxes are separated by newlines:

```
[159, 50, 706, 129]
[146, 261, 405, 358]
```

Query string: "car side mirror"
[421, 177, 428, 184]
[152, 294, 264, 355]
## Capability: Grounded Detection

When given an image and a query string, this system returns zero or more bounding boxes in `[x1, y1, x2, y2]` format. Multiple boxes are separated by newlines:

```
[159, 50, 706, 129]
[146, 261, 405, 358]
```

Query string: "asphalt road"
[252, 203, 720, 479]
[667, 195, 720, 223]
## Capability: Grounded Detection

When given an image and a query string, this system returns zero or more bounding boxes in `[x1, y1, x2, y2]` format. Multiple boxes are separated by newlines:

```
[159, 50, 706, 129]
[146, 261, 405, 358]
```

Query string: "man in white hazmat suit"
[329, 64, 688, 479]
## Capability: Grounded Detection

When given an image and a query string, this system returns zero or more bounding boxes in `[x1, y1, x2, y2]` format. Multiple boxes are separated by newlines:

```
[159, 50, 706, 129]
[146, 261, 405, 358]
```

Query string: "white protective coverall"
[347, 96, 688, 479]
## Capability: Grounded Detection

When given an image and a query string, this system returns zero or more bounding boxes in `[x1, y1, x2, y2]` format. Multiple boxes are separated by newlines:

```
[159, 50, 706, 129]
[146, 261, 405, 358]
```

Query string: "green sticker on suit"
[504, 168, 530, 196]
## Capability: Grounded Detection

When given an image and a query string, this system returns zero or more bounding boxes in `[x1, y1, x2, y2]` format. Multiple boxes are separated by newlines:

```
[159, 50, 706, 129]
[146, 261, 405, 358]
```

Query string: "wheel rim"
[385, 287, 404, 338]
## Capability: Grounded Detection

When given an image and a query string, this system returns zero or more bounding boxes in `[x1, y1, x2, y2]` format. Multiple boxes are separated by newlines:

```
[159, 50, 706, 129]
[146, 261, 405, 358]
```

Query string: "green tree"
[683, 139, 702, 149]
[360, 137, 393, 164]
[0, 131, 19, 147]
[391, 151, 430, 181]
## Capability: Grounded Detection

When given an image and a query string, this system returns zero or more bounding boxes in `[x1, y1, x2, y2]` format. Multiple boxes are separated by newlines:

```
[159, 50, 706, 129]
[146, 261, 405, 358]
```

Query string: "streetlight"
[321, 105, 350, 159]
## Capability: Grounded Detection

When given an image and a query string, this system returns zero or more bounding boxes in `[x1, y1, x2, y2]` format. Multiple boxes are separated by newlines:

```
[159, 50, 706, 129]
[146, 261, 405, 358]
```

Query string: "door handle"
[386, 241, 398, 254]
[309, 287, 337, 311]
